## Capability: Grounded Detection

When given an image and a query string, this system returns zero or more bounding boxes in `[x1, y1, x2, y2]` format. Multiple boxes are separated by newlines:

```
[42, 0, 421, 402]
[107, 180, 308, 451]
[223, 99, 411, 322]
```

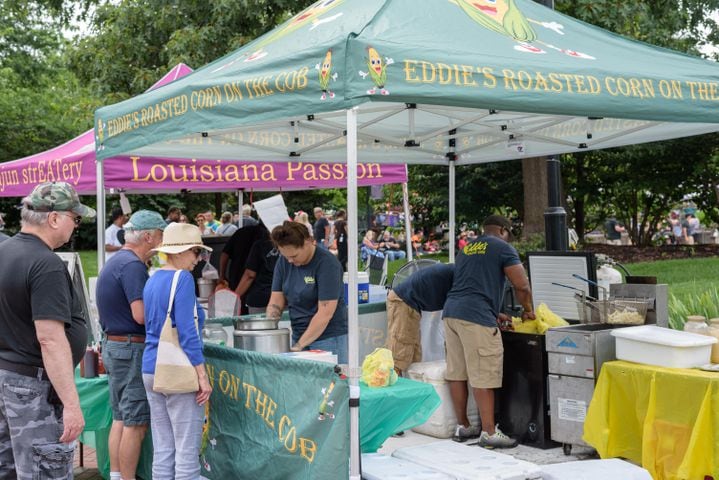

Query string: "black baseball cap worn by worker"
[482, 214, 514, 240]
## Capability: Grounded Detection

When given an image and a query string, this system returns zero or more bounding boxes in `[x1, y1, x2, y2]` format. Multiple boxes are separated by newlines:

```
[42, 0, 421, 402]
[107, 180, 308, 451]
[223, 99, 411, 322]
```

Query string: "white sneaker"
[451, 424, 480, 443]
[478, 426, 518, 449]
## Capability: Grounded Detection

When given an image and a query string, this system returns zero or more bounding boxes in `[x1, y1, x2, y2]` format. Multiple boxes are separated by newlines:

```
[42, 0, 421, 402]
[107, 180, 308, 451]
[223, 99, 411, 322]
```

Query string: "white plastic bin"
[406, 361, 479, 438]
[541, 459, 652, 480]
[611, 325, 716, 368]
[392, 440, 542, 480]
[362, 453, 456, 480]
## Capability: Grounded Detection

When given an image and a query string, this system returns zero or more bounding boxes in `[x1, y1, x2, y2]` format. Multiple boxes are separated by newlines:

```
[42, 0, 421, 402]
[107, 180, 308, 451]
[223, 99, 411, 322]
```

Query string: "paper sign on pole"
[253, 194, 290, 232]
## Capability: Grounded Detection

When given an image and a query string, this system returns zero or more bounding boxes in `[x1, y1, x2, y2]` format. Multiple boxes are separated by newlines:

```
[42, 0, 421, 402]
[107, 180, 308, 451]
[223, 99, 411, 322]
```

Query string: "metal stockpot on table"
[232, 315, 289, 354]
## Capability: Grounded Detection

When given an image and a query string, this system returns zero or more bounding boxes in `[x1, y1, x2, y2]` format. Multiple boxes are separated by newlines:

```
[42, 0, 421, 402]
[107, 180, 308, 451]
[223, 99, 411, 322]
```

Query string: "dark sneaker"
[478, 427, 518, 449]
[451, 424, 480, 443]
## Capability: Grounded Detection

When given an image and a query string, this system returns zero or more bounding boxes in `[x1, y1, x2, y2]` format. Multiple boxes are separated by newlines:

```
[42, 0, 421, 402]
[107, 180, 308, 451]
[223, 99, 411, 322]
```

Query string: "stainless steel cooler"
[545, 324, 621, 455]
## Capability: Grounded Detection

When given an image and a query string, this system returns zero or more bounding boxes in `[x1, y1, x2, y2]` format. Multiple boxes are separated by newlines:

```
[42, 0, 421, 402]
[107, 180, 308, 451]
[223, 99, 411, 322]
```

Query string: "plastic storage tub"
[541, 459, 652, 480]
[611, 325, 716, 368]
[406, 361, 479, 438]
[361, 453, 456, 480]
[392, 440, 542, 480]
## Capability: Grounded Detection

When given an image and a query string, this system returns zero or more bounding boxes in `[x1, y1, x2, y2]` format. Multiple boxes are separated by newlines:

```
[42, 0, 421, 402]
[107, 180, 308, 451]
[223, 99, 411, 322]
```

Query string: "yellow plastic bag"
[536, 303, 569, 327]
[361, 348, 398, 388]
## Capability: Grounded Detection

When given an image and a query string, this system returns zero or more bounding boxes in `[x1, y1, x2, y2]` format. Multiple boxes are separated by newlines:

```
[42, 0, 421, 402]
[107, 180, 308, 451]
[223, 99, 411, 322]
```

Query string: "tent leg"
[402, 181, 412, 262]
[96, 159, 106, 271]
[346, 108, 361, 480]
[449, 161, 456, 263]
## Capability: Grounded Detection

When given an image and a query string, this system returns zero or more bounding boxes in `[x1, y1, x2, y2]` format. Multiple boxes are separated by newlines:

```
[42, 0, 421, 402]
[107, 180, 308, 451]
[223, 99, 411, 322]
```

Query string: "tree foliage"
[69, 0, 315, 99]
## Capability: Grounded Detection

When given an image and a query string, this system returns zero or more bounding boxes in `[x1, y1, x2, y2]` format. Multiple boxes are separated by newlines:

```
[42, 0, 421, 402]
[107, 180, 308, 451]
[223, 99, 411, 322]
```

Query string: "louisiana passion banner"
[107, 156, 405, 192]
[200, 345, 349, 480]
[0, 154, 406, 197]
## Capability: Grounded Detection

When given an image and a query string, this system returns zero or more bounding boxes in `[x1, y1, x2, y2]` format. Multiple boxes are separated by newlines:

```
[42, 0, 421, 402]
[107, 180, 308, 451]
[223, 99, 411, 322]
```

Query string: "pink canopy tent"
[0, 62, 408, 268]
[0, 63, 406, 197]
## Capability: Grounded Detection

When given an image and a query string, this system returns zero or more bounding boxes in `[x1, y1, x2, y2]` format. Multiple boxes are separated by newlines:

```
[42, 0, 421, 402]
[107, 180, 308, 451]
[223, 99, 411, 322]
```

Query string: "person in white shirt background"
[105, 207, 128, 260]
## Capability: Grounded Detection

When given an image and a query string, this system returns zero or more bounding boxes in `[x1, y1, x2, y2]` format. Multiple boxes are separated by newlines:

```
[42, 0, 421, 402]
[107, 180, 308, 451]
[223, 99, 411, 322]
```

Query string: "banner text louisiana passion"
[130, 156, 384, 184]
[207, 365, 317, 464]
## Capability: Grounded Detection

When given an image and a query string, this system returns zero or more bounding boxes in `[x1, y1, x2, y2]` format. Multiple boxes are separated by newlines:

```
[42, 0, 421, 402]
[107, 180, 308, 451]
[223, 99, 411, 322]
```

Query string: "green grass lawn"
[624, 257, 719, 299]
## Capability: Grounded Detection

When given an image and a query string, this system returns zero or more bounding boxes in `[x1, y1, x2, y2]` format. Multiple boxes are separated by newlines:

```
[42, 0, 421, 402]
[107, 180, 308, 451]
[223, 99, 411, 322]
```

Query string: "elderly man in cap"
[96, 210, 166, 480]
[443, 214, 535, 449]
[0, 181, 94, 478]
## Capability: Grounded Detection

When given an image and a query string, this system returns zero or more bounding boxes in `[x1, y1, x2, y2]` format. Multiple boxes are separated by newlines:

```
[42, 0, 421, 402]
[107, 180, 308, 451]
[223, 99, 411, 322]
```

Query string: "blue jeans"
[292, 331, 348, 364]
[143, 374, 204, 480]
[385, 250, 406, 261]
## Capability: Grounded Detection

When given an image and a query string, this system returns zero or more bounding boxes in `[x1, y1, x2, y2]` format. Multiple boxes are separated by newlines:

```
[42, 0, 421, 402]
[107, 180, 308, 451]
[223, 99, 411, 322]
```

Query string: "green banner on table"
[201, 345, 349, 479]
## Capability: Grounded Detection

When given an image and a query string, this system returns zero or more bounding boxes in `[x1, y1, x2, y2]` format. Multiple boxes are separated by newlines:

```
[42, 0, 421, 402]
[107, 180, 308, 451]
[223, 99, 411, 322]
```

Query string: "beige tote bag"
[153, 270, 200, 394]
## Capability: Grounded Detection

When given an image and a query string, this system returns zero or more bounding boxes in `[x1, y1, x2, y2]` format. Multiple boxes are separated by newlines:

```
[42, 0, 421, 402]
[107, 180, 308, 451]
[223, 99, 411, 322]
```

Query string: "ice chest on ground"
[344, 271, 370, 304]
[611, 325, 716, 368]
[391, 440, 542, 480]
[361, 453, 456, 480]
[540, 459, 652, 480]
[406, 361, 479, 438]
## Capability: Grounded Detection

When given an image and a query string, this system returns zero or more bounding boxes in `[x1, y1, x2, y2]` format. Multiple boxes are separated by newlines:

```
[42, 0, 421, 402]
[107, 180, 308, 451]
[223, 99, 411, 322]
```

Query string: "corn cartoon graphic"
[453, 0, 594, 58]
[358, 47, 394, 95]
[316, 49, 338, 100]
[318, 381, 336, 420]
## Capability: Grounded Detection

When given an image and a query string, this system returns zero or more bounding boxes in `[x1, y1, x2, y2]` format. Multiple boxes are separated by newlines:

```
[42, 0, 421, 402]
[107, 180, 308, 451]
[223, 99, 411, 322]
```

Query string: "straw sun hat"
[153, 222, 213, 255]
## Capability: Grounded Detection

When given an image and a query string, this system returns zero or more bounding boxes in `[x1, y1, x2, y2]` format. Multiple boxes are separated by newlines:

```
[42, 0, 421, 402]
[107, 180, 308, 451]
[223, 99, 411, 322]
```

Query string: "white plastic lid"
[611, 325, 717, 347]
[342, 271, 369, 283]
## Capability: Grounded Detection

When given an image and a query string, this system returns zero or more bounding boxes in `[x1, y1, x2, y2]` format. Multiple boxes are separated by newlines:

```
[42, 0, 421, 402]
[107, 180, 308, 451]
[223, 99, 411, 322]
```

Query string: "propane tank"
[596, 264, 623, 300]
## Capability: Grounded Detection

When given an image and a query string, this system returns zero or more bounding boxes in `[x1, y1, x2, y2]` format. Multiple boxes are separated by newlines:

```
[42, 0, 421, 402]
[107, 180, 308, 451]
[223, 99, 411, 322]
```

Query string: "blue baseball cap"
[124, 210, 167, 231]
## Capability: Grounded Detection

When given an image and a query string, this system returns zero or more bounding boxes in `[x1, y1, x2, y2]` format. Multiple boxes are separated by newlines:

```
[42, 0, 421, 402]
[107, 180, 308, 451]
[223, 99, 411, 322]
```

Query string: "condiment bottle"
[683, 315, 709, 335]
[707, 318, 719, 364]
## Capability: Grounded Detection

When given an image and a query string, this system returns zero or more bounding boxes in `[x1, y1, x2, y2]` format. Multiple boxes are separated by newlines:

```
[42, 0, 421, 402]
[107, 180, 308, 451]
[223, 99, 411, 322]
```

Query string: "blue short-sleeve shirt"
[271, 246, 347, 340]
[443, 236, 521, 327]
[96, 249, 148, 335]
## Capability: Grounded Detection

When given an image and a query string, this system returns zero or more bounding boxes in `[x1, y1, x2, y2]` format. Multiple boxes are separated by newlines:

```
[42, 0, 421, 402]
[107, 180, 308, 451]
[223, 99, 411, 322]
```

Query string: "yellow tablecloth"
[584, 360, 719, 480]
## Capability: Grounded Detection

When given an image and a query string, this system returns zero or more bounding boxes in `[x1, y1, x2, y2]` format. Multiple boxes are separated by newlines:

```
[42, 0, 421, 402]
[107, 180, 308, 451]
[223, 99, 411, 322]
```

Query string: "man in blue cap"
[96, 210, 166, 480]
[0, 181, 95, 478]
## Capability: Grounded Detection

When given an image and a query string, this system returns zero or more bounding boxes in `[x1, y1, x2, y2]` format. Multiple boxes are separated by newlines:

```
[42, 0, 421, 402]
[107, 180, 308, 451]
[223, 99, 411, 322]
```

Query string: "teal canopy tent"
[95, 1, 719, 477]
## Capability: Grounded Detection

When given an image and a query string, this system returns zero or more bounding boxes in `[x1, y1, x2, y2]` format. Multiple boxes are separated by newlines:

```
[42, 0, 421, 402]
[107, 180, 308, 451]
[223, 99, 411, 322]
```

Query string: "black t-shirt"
[0, 233, 87, 367]
[313, 217, 329, 242]
[394, 263, 455, 312]
[222, 224, 265, 290]
[243, 239, 280, 308]
[271, 246, 347, 340]
[605, 219, 621, 240]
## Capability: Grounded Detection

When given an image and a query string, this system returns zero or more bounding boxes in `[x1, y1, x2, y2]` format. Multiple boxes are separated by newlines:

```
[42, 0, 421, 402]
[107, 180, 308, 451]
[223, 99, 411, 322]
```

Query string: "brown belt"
[106, 334, 146, 343]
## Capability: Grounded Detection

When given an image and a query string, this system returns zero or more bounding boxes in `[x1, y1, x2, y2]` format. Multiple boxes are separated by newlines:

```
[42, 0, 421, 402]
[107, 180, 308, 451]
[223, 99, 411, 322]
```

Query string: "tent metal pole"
[238, 190, 243, 228]
[346, 108, 361, 480]
[449, 161, 456, 263]
[402, 181, 412, 261]
[96, 159, 106, 272]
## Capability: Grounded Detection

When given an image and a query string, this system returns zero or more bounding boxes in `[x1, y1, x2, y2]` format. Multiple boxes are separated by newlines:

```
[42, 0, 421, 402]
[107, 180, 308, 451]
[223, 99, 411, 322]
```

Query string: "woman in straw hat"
[141, 223, 213, 479]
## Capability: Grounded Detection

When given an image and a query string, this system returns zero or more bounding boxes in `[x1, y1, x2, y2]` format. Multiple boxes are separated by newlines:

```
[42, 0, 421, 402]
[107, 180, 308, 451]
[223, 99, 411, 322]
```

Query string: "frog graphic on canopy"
[454, 0, 595, 59]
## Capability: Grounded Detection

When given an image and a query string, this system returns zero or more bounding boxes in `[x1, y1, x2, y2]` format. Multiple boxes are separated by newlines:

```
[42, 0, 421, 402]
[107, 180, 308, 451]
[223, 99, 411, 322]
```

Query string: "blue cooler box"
[343, 272, 369, 304]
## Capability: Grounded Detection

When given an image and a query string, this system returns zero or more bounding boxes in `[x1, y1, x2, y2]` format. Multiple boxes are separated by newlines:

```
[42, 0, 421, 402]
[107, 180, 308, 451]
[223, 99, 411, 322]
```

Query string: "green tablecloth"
[359, 377, 441, 453]
[76, 372, 153, 480]
[76, 370, 438, 478]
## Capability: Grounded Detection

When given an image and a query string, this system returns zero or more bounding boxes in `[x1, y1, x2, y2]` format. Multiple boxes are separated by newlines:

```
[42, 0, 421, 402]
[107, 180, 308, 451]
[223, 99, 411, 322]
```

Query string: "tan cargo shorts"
[444, 317, 503, 389]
